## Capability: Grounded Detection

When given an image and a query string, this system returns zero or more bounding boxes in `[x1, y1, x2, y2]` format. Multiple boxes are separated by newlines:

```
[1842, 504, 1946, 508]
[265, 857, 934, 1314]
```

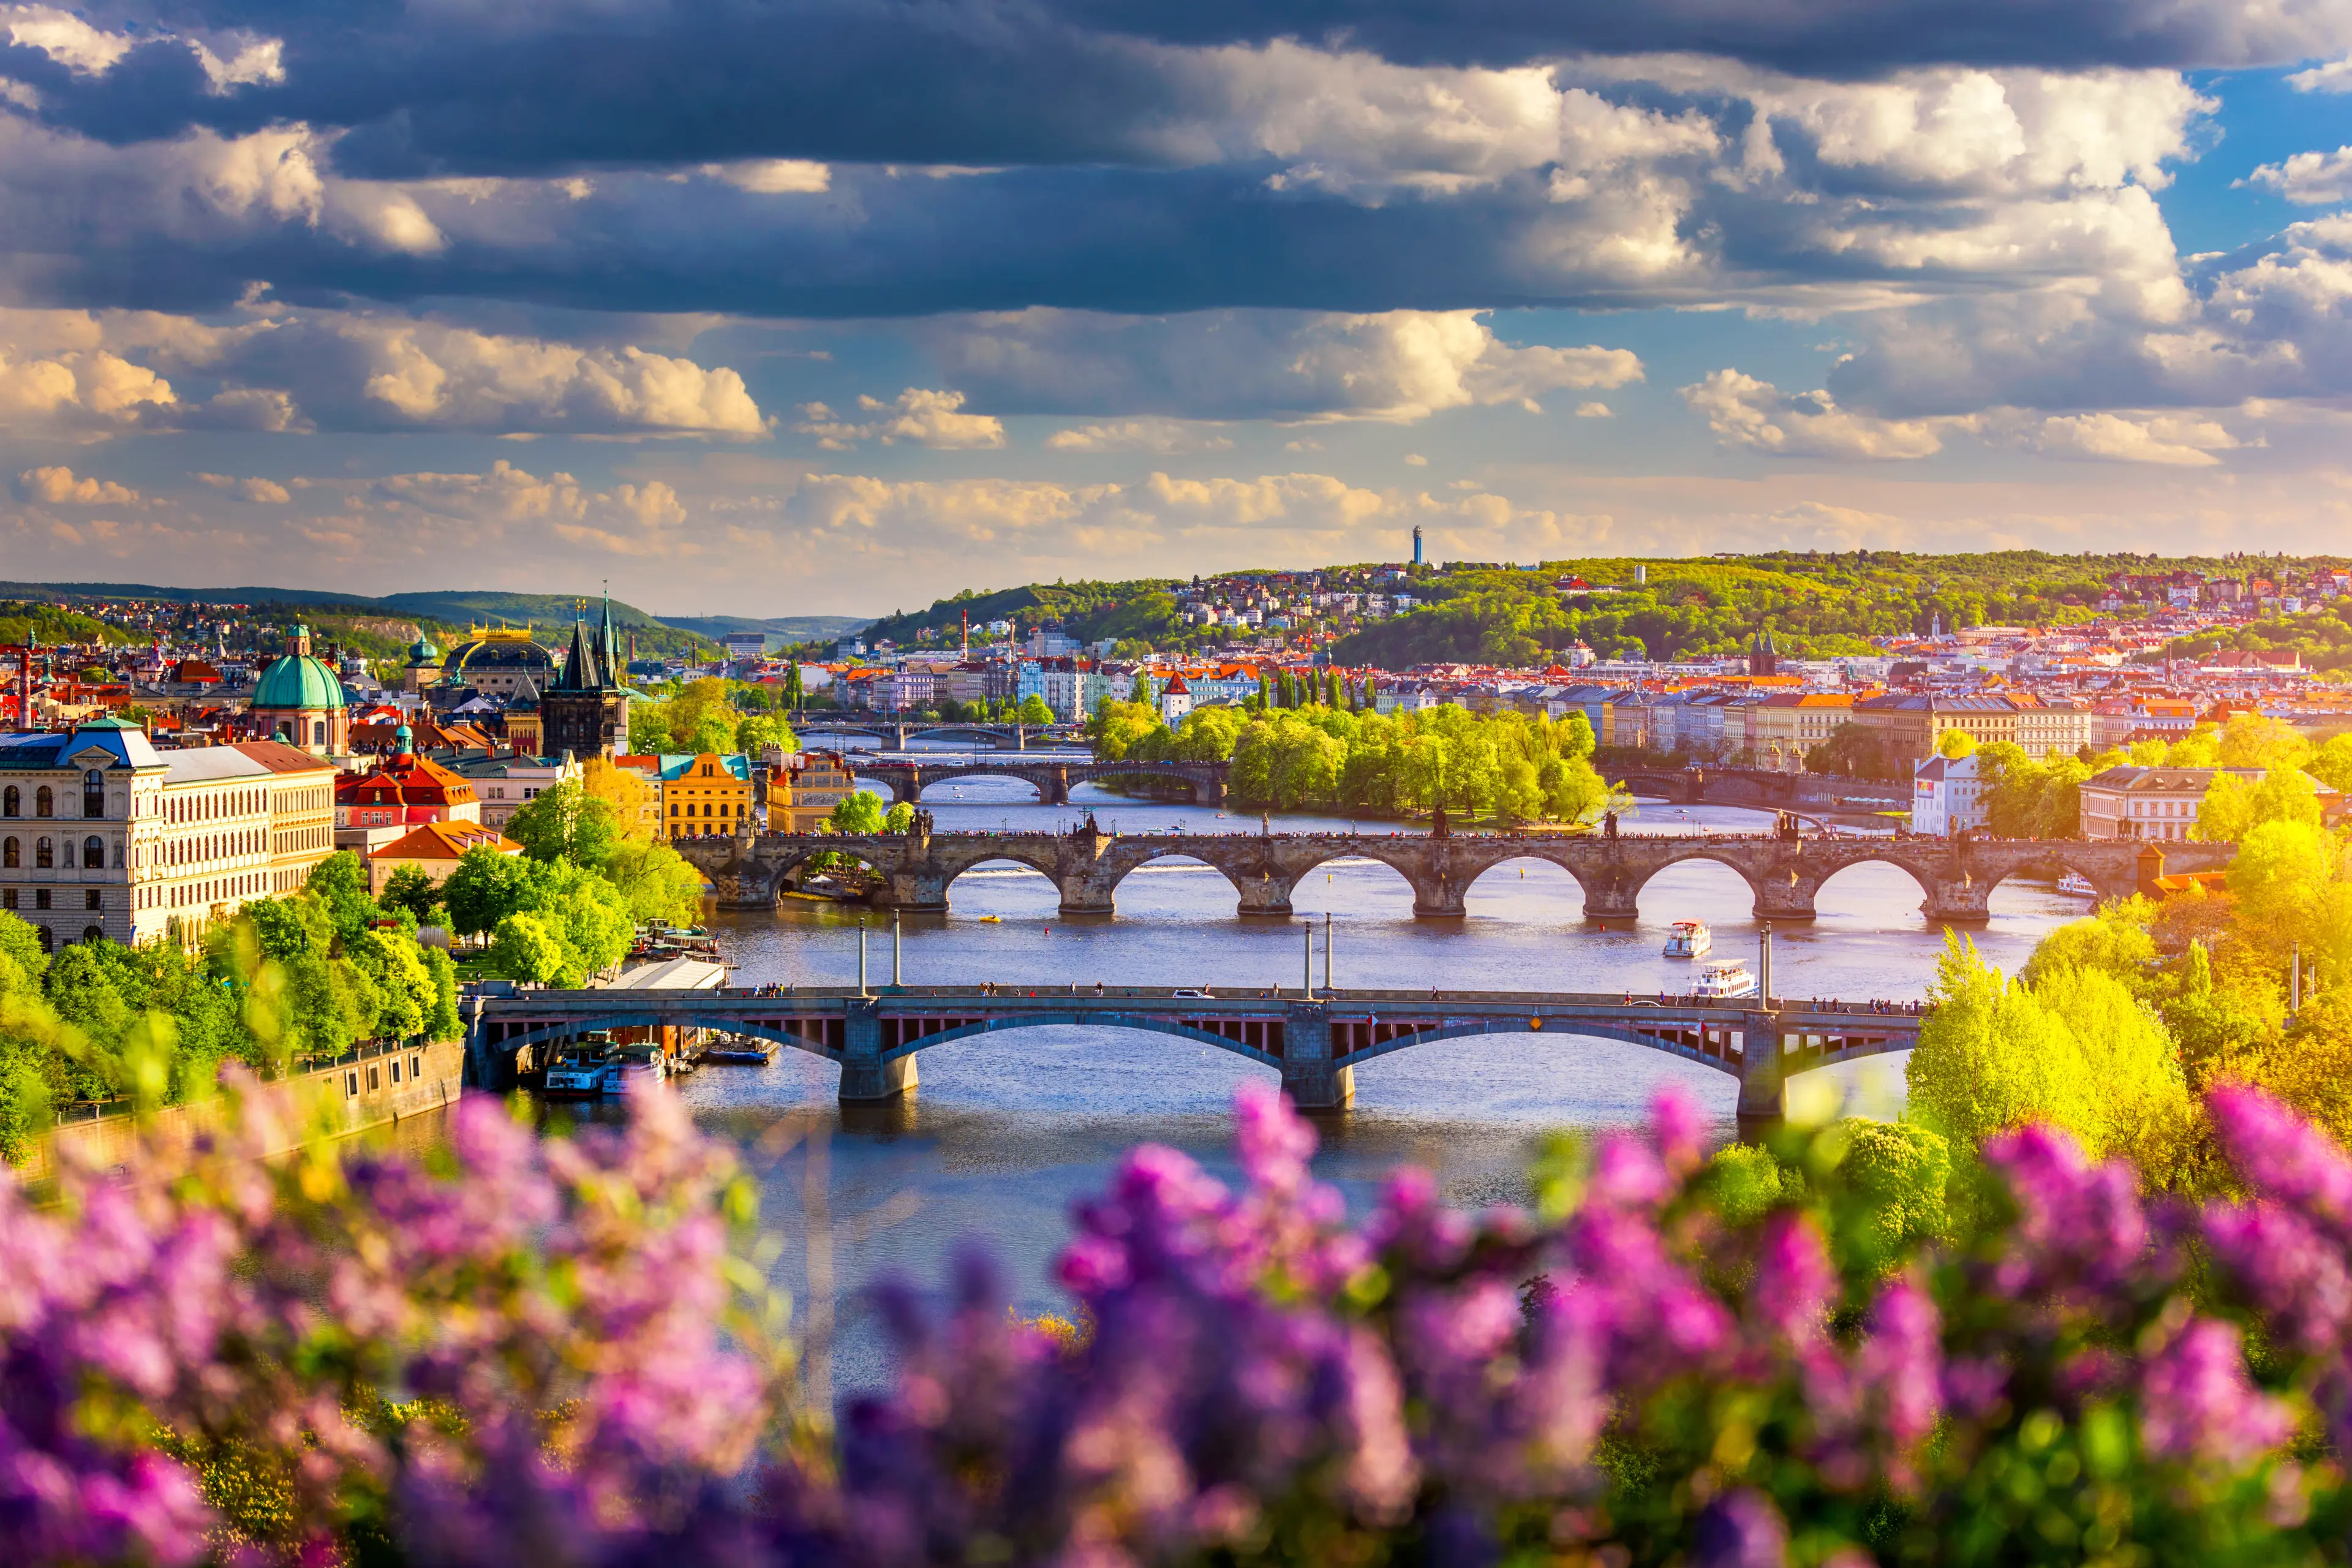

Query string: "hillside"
[659, 614, 868, 646]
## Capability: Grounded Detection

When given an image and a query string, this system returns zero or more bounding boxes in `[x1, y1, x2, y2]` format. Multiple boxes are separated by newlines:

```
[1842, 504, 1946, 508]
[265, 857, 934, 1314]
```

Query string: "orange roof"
[368, 820, 521, 863]
[339, 750, 480, 810]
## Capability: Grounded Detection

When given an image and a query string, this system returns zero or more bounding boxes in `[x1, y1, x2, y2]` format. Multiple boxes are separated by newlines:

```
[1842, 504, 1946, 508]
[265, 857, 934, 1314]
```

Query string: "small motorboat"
[1689, 960, 1758, 1000]
[703, 1036, 777, 1065]
[1664, 919, 1713, 959]
[976, 914, 1002, 922]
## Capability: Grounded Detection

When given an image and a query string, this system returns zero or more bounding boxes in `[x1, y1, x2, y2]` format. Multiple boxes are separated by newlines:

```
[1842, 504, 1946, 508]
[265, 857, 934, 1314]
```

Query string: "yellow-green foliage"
[1831, 1118, 1952, 1258]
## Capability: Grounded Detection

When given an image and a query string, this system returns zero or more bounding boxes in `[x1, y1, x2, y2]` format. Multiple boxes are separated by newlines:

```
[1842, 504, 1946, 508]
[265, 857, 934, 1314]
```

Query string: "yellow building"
[659, 753, 752, 839]
[1742, 692, 1856, 769]
[774, 750, 857, 833]
[1851, 693, 2019, 769]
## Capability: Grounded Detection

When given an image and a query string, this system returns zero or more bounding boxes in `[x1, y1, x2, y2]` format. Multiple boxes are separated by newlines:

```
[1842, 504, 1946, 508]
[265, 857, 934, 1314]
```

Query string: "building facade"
[770, 749, 856, 834]
[2079, 766, 2262, 841]
[1, 720, 336, 952]
[437, 627, 556, 698]
[660, 753, 753, 837]
[1910, 753, 1987, 837]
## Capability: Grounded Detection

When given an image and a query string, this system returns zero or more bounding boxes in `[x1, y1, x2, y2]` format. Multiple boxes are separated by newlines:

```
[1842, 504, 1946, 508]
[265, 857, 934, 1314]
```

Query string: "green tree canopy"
[506, 778, 625, 868]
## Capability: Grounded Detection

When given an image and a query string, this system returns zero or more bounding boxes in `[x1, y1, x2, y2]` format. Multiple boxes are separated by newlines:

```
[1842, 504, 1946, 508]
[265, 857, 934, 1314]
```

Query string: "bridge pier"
[871, 871, 951, 912]
[1043, 767, 1071, 805]
[1236, 874, 1296, 918]
[1921, 882, 1992, 922]
[1281, 1001, 1354, 1110]
[1753, 882, 1820, 922]
[1736, 1008, 1785, 1139]
[840, 1001, 919, 1102]
[1057, 871, 1118, 916]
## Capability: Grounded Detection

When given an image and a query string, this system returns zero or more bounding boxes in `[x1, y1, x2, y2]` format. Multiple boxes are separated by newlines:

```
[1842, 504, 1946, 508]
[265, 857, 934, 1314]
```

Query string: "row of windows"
[1, 888, 104, 911]
[669, 801, 747, 816]
[161, 786, 266, 824]
[1, 835, 111, 869]
[347, 1054, 426, 1097]
[1, 777, 106, 820]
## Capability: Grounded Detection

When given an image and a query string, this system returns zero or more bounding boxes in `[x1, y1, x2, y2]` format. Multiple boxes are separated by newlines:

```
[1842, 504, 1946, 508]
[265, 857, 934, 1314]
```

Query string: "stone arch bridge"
[674, 826, 2228, 922]
[465, 982, 1927, 1129]
[794, 720, 1082, 750]
[853, 758, 1231, 807]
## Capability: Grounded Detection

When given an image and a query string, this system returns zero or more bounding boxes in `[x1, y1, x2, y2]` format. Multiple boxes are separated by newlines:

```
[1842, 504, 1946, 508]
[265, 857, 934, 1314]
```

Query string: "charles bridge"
[855, 756, 1232, 805]
[793, 719, 1084, 750]
[674, 823, 2230, 922]
[464, 980, 1926, 1128]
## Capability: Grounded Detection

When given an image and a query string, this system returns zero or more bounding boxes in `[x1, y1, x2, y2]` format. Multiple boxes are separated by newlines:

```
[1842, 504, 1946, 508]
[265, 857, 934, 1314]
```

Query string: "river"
[543, 758, 2086, 1397]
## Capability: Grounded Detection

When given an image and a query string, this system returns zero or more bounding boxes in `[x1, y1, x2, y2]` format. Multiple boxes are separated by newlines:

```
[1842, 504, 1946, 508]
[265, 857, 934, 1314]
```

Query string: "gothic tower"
[540, 595, 631, 759]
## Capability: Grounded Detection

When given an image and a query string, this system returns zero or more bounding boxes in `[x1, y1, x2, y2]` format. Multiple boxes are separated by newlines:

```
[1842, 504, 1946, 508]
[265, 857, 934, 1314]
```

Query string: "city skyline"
[2, 5, 2351, 614]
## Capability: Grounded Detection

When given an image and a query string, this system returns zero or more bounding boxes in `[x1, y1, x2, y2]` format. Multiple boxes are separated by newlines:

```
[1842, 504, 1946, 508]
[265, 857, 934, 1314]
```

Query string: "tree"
[2196, 767, 2321, 842]
[603, 839, 709, 925]
[1905, 933, 2100, 1154]
[303, 851, 382, 940]
[443, 846, 535, 938]
[2216, 712, 2314, 772]
[1016, 694, 1054, 725]
[829, 791, 886, 835]
[736, 713, 797, 757]
[582, 756, 655, 842]
[379, 864, 443, 925]
[883, 801, 918, 833]
[1936, 728, 1976, 760]
[487, 911, 573, 987]
[0, 910, 46, 993]
[506, 778, 624, 868]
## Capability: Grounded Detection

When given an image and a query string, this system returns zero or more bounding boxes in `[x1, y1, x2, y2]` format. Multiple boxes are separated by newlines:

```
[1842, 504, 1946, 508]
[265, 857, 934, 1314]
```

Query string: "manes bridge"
[465, 982, 1926, 1128]
[794, 720, 1084, 750]
[675, 824, 2230, 922]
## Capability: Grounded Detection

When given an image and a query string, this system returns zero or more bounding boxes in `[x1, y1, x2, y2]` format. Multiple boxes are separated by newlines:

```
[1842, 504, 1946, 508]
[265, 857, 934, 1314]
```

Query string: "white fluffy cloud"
[2246, 146, 2352, 205]
[2290, 58, 2352, 92]
[1681, 370, 1949, 459]
[17, 465, 137, 503]
[350, 322, 766, 435]
[794, 389, 1006, 451]
[2026, 411, 2244, 466]
[197, 472, 293, 502]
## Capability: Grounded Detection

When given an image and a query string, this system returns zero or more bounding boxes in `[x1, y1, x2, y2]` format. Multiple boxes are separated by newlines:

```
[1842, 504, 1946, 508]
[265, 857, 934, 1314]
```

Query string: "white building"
[1159, 672, 1194, 725]
[1911, 753, 1987, 837]
[723, 632, 768, 663]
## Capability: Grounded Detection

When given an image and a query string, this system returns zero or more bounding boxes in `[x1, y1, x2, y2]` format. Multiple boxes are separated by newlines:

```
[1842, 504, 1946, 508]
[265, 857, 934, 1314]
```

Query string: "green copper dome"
[253, 652, 349, 710]
[407, 635, 441, 664]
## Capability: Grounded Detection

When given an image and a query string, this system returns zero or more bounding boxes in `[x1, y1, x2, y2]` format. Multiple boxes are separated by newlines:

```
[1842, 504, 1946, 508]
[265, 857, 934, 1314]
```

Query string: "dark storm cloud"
[5, 0, 2341, 176]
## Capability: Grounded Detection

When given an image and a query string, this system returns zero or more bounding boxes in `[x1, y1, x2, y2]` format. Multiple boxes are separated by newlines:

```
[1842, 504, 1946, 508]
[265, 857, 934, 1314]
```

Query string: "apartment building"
[1851, 693, 2020, 768]
[1, 718, 337, 952]
[2079, 766, 2260, 841]
[771, 749, 857, 834]
[659, 752, 753, 837]
[2012, 696, 2092, 761]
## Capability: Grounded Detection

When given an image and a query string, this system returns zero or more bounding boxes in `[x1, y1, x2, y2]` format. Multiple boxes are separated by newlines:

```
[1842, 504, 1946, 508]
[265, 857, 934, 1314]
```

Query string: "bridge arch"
[1629, 847, 1769, 913]
[490, 1015, 839, 1063]
[1809, 854, 1943, 913]
[1101, 846, 1256, 908]
[880, 1013, 1281, 1066]
[1336, 1017, 1745, 1079]
[1457, 854, 1592, 915]
[911, 769, 1047, 803]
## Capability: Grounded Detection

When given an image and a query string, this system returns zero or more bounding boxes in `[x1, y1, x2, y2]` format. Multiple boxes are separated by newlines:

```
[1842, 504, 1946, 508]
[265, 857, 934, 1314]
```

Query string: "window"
[35, 837, 52, 870]
[1, 837, 12, 869]
[368, 1066, 380, 1091]
[84, 836, 102, 868]
[1, 891, 12, 909]
[35, 889, 50, 910]
[347, 1072, 359, 1096]
[1, 786, 15, 817]
[83, 770, 104, 819]
[85, 889, 100, 911]
[36, 927, 50, 954]
[35, 786, 52, 818]
[390, 1058, 401, 1084]
[81, 925, 102, 944]
[113, 840, 123, 868]
[411, 1054, 423, 1080]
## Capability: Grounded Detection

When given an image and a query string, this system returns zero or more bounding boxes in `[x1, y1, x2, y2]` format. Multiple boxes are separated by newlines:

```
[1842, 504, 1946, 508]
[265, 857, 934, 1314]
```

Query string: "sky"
[2, 3, 2352, 619]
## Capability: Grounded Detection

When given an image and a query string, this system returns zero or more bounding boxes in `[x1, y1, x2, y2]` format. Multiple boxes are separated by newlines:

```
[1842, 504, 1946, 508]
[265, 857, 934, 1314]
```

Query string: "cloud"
[2026, 410, 2242, 465]
[2245, 146, 2352, 205]
[930, 309, 1643, 422]
[2289, 57, 2352, 92]
[17, 464, 137, 503]
[794, 388, 1006, 450]
[196, 472, 293, 502]
[1681, 369, 1949, 459]
[1403, 453, 1428, 464]
[0, 306, 768, 438]
[703, 160, 832, 194]
[1576, 401, 1613, 417]
[1043, 418, 1234, 452]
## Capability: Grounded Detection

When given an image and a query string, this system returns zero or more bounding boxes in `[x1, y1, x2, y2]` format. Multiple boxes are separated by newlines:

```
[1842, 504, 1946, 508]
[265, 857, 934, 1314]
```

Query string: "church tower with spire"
[539, 592, 631, 759]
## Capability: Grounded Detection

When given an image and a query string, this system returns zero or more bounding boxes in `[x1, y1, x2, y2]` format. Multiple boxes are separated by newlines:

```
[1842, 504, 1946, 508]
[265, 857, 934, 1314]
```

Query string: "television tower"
[1412, 524, 1423, 567]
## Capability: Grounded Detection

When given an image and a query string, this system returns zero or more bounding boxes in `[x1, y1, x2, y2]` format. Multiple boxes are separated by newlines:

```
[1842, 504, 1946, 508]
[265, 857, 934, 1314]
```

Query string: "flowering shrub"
[10, 1074, 2352, 1564]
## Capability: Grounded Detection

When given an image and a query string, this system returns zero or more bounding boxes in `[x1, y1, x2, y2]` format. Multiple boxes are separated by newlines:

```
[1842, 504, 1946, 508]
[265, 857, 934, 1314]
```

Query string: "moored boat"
[2057, 872, 2097, 897]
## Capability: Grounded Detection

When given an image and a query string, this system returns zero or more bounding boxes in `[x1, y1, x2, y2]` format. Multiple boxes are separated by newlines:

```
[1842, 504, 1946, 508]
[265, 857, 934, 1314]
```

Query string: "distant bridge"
[674, 825, 2230, 922]
[793, 719, 1084, 751]
[464, 982, 1928, 1126]
[853, 757, 1231, 806]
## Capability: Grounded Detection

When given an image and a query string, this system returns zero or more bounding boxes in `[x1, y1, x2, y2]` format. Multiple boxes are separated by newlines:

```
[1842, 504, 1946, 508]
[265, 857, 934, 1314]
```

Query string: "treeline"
[1091, 697, 1616, 821]
[0, 854, 461, 1163]
[0, 600, 135, 647]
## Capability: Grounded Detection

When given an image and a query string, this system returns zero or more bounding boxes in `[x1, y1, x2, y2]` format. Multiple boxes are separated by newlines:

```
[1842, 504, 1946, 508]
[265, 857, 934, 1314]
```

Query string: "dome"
[254, 652, 349, 711]
[407, 635, 441, 665]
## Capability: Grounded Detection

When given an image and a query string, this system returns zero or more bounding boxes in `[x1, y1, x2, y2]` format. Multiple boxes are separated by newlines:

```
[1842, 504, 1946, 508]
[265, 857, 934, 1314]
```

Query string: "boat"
[976, 914, 1001, 922]
[1664, 919, 1713, 959]
[610, 1042, 668, 1091]
[1689, 960, 1758, 1000]
[542, 1033, 617, 1097]
[2057, 872, 2097, 897]
[703, 1035, 777, 1065]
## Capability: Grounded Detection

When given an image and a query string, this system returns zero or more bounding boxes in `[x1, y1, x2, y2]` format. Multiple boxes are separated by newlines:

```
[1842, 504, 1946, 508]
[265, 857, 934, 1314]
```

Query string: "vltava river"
[575, 769, 2084, 1395]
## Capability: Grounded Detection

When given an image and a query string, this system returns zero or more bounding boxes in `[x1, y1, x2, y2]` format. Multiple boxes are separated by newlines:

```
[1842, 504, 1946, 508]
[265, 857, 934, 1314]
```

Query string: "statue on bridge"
[1604, 811, 1618, 840]
[1430, 804, 1450, 839]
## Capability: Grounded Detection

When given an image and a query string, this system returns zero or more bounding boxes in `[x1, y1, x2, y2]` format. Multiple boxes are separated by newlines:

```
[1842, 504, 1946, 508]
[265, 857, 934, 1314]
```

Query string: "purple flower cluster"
[10, 1074, 2352, 1565]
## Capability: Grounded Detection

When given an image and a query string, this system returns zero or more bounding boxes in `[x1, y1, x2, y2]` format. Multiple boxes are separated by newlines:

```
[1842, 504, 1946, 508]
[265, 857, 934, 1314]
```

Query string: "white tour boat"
[1664, 919, 1713, 959]
[2057, 872, 2097, 898]
[1689, 960, 1758, 1000]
